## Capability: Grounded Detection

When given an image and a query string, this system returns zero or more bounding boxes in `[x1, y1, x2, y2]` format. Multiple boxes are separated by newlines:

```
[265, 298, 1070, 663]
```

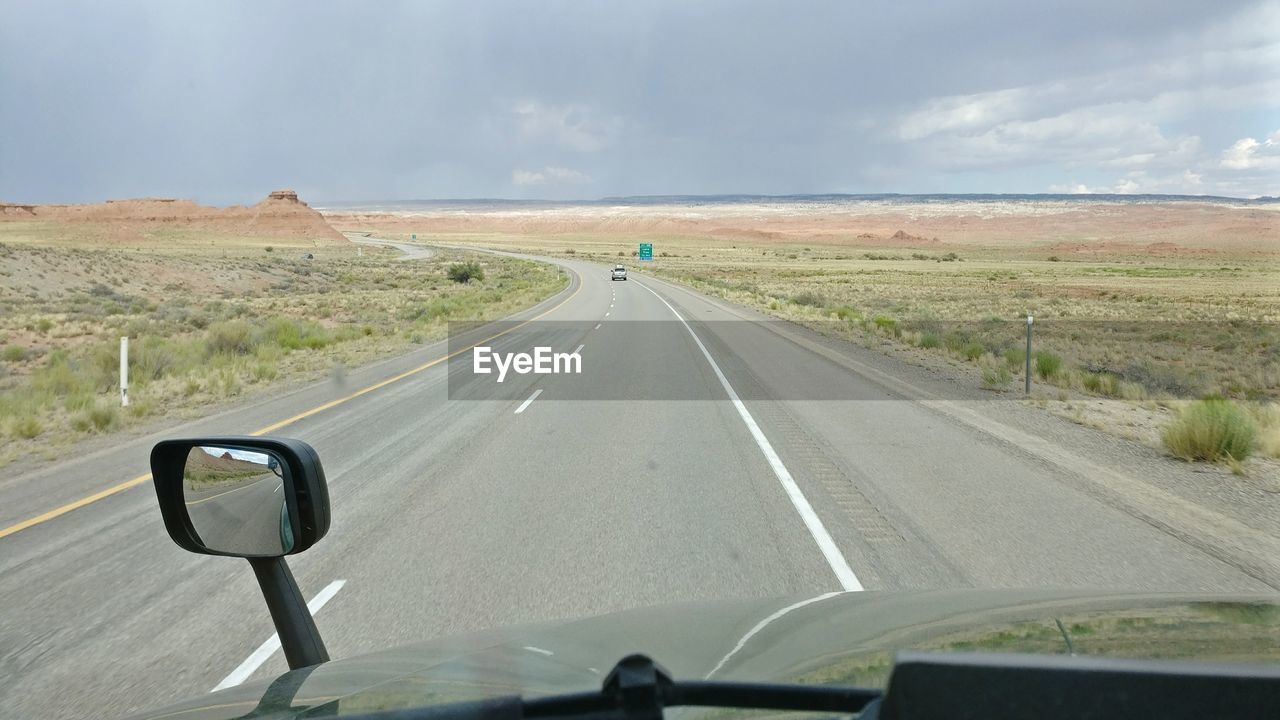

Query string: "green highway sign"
[639, 242, 653, 261]
[411, 234, 417, 240]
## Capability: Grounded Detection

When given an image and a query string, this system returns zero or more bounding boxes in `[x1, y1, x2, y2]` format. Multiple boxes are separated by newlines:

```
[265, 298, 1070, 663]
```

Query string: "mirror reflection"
[183, 445, 293, 556]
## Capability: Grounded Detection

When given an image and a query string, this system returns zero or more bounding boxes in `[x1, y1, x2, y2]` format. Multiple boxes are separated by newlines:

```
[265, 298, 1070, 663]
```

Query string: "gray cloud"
[1, 0, 1277, 203]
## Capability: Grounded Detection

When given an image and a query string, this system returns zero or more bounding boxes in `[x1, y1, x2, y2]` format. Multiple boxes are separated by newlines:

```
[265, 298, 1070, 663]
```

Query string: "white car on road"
[611, 264, 627, 281]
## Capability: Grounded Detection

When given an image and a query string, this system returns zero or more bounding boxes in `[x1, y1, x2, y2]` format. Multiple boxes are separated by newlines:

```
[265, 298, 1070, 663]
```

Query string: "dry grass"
[0, 226, 565, 468]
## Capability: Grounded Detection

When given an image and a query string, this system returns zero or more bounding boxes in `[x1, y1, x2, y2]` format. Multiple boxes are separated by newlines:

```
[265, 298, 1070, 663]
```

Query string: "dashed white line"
[594, 323, 601, 330]
[633, 280, 864, 593]
[514, 388, 543, 414]
[574, 344, 584, 354]
[524, 646, 555, 656]
[212, 579, 347, 692]
[605, 312, 611, 317]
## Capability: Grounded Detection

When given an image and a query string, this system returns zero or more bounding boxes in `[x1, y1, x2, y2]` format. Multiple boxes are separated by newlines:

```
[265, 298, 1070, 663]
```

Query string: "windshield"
[1, 2, 1277, 719]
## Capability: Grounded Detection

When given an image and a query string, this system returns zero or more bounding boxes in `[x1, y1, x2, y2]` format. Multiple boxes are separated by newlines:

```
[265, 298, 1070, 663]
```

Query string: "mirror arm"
[248, 556, 330, 670]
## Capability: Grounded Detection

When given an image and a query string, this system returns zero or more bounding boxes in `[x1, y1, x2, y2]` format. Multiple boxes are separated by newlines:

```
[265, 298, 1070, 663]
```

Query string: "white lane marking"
[605, 312, 610, 317]
[514, 388, 543, 414]
[574, 344, 584, 354]
[594, 323, 601, 330]
[523, 645, 554, 656]
[705, 592, 842, 678]
[211, 579, 347, 692]
[634, 281, 864, 592]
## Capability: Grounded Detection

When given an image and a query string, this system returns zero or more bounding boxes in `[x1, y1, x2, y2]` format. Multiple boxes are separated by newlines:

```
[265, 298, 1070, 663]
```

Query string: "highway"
[0, 248, 1273, 719]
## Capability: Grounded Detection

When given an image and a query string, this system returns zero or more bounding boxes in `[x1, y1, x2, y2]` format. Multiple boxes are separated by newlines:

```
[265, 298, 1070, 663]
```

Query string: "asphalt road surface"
[0, 248, 1272, 719]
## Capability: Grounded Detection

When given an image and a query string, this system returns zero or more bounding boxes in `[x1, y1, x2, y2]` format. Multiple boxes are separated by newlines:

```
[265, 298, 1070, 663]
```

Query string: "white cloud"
[511, 166, 592, 186]
[513, 100, 620, 153]
[1220, 129, 1280, 169]
[1048, 183, 1095, 194]
[896, 7, 1279, 197]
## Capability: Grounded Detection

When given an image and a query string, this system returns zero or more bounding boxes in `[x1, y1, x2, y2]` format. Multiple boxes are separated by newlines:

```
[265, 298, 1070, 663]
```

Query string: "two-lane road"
[0, 249, 1270, 719]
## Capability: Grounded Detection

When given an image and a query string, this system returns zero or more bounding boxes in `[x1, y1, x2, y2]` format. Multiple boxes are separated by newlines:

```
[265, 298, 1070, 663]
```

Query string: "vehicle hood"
[128, 588, 1280, 719]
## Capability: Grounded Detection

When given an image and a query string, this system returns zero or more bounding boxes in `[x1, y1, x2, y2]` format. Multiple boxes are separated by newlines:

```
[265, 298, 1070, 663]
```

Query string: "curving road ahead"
[0, 247, 1272, 719]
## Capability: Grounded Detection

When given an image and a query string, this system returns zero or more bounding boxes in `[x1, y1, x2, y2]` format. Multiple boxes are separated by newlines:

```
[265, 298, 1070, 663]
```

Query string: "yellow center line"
[184, 475, 278, 507]
[0, 271, 582, 541]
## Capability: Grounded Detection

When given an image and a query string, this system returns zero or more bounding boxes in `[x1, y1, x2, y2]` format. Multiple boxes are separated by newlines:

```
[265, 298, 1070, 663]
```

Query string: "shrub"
[88, 402, 117, 431]
[134, 340, 176, 381]
[1048, 255, 1061, 262]
[1162, 397, 1256, 462]
[253, 362, 279, 381]
[36, 318, 54, 333]
[265, 246, 274, 253]
[260, 317, 331, 351]
[447, 261, 485, 284]
[791, 291, 826, 307]
[2, 344, 26, 362]
[961, 341, 985, 361]
[1034, 350, 1063, 379]
[206, 320, 256, 356]
[832, 305, 861, 321]
[1082, 372, 1119, 397]
[1004, 347, 1026, 370]
[12, 416, 42, 439]
[981, 356, 1013, 388]
[563, 249, 576, 255]
[872, 315, 897, 333]
[918, 332, 941, 349]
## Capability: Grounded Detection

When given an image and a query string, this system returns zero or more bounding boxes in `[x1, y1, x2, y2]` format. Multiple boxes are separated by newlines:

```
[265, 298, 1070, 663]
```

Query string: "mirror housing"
[150, 435, 333, 671]
[151, 436, 330, 558]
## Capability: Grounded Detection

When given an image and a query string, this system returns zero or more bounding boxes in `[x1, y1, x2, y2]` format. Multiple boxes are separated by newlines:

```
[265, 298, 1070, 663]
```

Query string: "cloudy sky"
[1, 0, 1277, 204]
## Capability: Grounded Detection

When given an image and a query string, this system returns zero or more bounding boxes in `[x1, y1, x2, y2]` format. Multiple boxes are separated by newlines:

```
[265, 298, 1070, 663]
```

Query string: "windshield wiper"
[337, 650, 1280, 720]
[341, 654, 881, 720]
[524, 654, 880, 719]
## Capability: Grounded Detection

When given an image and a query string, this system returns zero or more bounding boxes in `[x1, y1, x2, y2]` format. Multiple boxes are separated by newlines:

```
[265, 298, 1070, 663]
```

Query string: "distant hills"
[318, 193, 1279, 211]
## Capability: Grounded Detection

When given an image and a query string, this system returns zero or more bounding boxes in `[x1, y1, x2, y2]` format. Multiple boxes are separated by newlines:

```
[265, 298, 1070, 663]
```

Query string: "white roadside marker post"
[120, 336, 129, 407]
[1024, 314, 1033, 396]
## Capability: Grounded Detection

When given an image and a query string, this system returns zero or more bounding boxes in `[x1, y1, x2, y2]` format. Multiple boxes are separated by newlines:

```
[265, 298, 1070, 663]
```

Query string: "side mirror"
[151, 436, 332, 671]
[151, 436, 330, 557]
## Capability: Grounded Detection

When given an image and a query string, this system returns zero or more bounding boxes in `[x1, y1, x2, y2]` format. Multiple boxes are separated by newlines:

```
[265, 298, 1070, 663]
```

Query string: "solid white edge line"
[514, 388, 543, 414]
[211, 579, 347, 692]
[705, 592, 843, 678]
[634, 280, 864, 592]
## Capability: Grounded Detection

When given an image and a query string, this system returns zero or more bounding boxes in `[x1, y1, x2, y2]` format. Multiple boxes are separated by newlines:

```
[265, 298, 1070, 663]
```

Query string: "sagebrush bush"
[1162, 397, 1256, 462]
[791, 291, 826, 307]
[447, 261, 485, 283]
[206, 320, 256, 356]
